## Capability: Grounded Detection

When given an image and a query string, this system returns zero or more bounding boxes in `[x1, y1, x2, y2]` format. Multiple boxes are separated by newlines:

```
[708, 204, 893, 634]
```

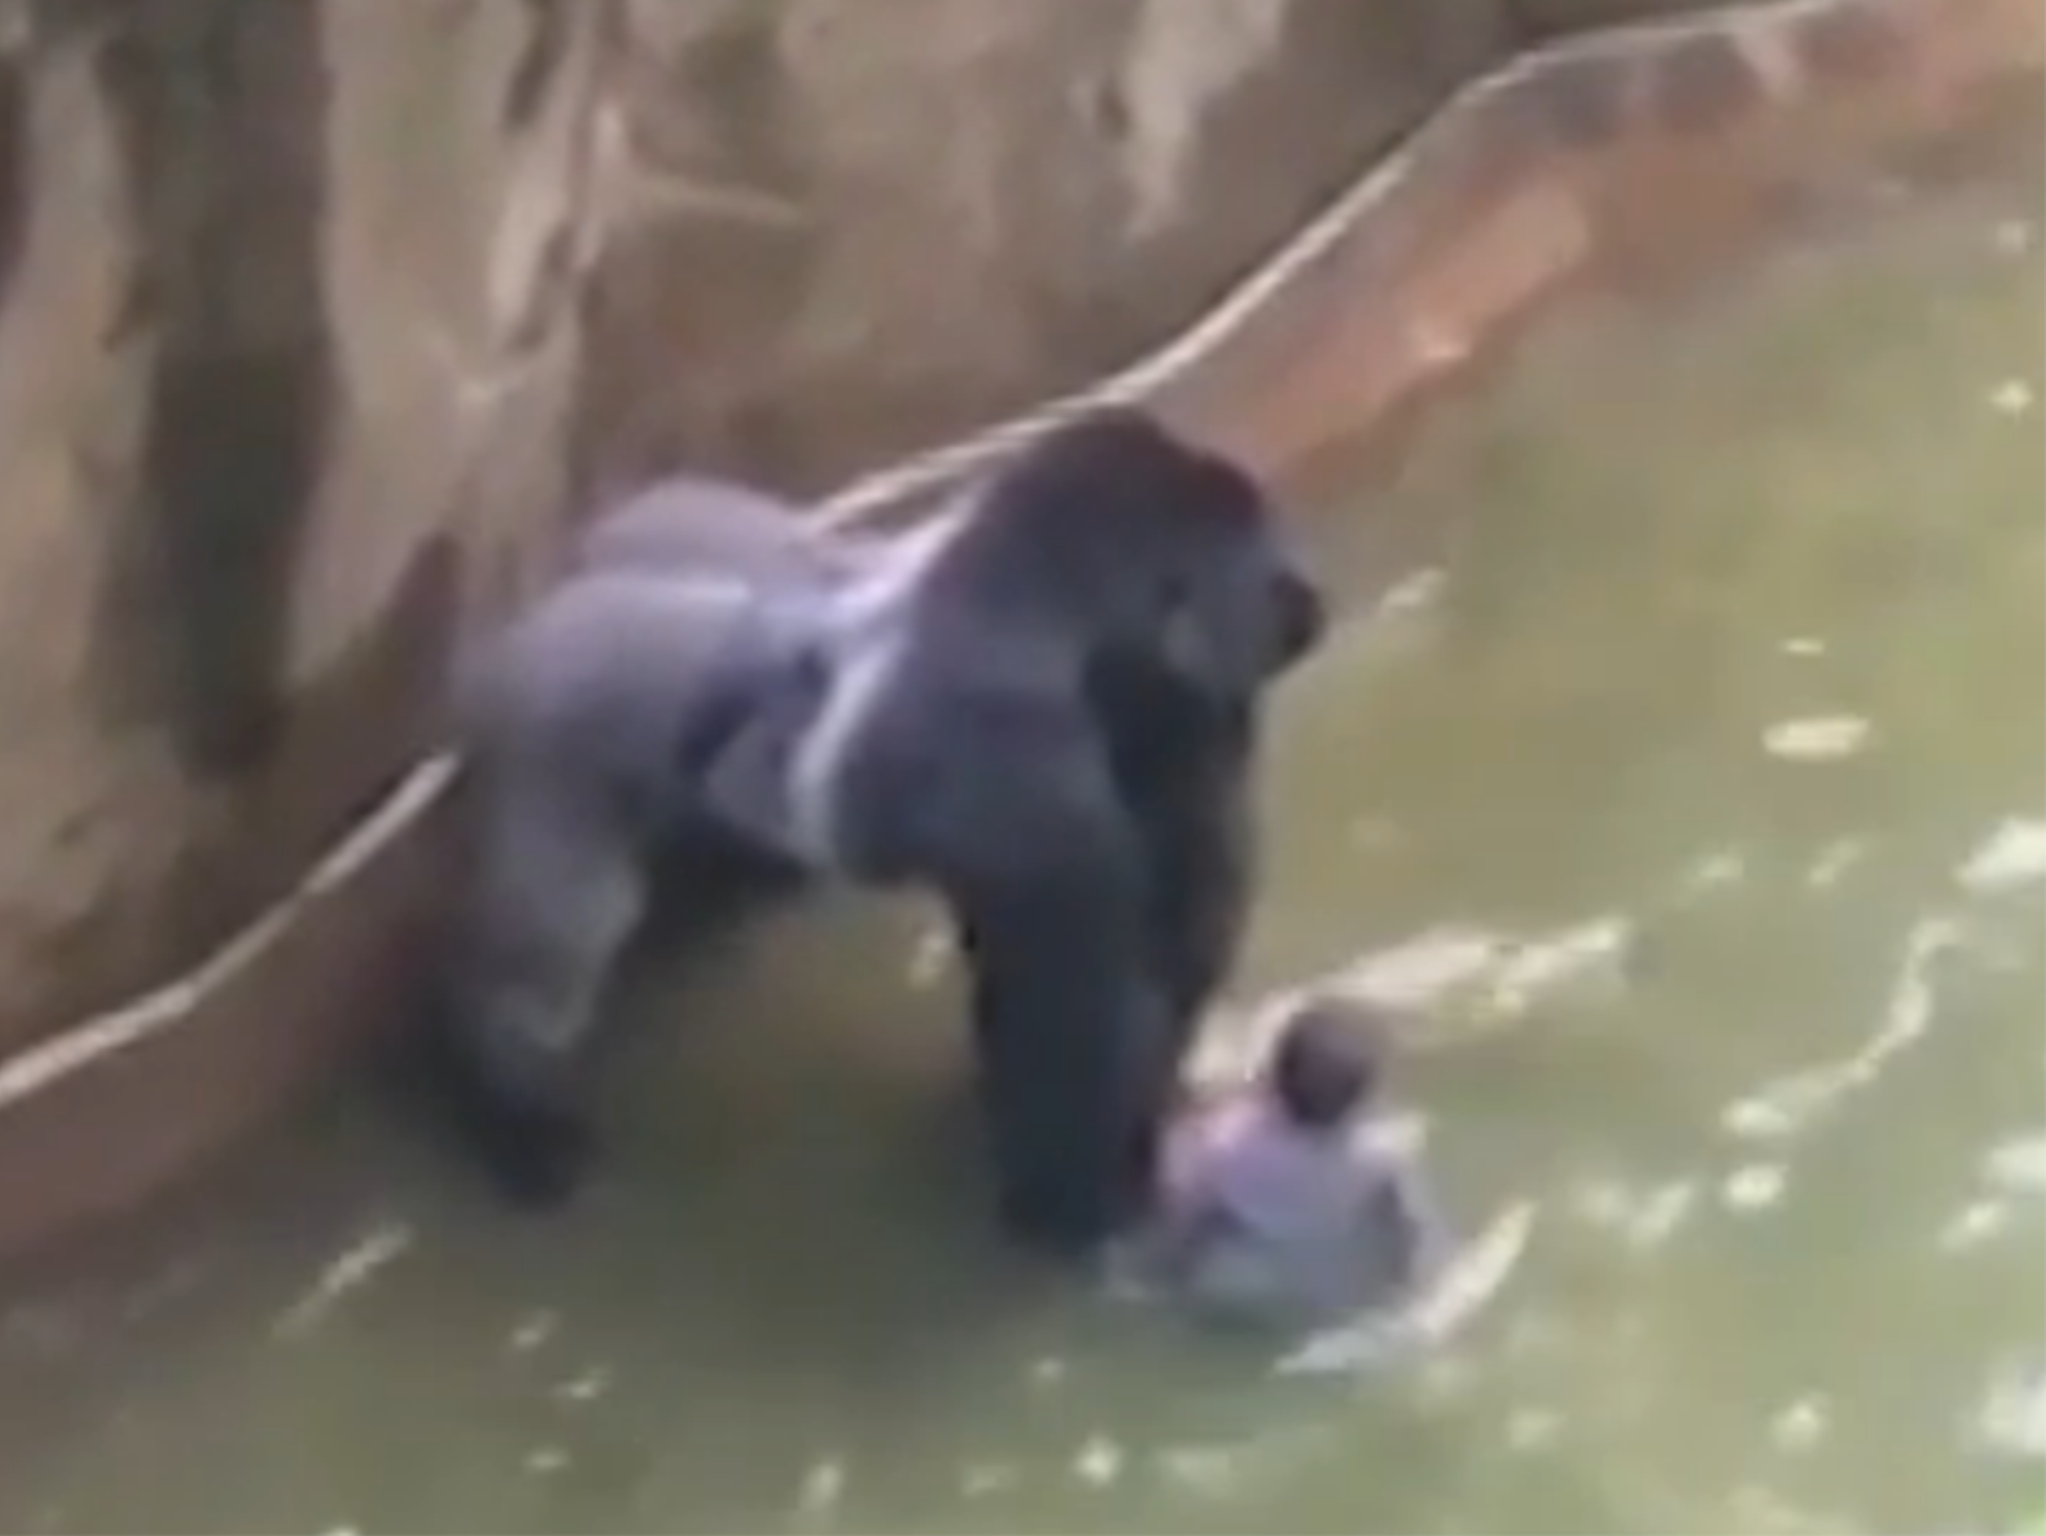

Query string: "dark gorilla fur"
[432, 407, 1326, 1253]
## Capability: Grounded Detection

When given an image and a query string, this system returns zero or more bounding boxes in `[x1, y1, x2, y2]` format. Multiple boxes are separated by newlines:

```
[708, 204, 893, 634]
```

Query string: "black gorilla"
[432, 407, 1326, 1252]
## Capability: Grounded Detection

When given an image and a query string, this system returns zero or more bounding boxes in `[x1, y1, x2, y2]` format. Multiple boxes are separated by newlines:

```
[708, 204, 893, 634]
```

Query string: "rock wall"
[1510, 0, 1727, 36]
[578, 1, 1796, 500]
[579, 0, 1523, 495]
[0, 0, 609, 1055]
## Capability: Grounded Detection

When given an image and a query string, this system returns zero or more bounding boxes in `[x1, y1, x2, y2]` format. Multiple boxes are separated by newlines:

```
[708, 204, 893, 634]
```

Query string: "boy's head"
[1266, 998, 1387, 1131]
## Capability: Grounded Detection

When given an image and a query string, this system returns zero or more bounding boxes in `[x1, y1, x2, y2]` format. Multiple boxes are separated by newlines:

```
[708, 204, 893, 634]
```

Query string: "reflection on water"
[3, 159, 2043, 1534]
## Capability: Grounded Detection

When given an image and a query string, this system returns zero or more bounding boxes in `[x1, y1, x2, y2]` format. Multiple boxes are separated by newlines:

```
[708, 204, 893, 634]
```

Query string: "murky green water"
[3, 158, 2042, 1535]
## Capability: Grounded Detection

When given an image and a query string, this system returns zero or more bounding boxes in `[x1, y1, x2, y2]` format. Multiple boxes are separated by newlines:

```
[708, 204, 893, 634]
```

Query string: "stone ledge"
[0, 0, 2036, 1268]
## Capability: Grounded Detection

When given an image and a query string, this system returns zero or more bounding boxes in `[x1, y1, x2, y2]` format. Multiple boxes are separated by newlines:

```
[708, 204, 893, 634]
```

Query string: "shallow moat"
[0, 155, 2041, 1535]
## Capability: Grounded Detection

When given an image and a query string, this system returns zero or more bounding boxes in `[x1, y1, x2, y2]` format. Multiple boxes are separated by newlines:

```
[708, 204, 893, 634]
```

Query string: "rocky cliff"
[580, 0, 1521, 494]
[0, 0, 606, 1053]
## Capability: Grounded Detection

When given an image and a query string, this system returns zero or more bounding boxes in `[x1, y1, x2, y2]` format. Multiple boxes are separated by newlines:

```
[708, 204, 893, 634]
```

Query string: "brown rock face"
[1509, 0, 1725, 38]
[584, 0, 1852, 506]
[578, 0, 1517, 497]
[0, 0, 610, 1054]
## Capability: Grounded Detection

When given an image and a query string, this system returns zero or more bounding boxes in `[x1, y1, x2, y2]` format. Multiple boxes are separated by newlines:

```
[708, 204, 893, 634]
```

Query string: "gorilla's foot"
[996, 1180, 1128, 1263]
[461, 1095, 595, 1210]
[418, 1017, 599, 1211]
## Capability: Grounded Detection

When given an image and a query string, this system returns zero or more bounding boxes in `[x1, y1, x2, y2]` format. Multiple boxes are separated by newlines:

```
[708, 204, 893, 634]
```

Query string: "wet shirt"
[1149, 1100, 1441, 1329]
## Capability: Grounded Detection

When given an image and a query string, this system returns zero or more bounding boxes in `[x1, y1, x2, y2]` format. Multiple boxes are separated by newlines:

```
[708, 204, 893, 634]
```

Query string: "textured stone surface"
[578, 0, 1513, 496]
[1511, 0, 1726, 39]
[0, 0, 610, 1053]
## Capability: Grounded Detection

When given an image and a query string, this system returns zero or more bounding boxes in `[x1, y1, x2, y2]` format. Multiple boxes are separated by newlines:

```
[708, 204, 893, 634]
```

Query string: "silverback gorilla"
[431, 407, 1327, 1254]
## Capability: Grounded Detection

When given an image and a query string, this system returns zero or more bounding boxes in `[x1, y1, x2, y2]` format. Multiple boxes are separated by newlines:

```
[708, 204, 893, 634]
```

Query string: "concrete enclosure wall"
[0, 0, 2035, 1267]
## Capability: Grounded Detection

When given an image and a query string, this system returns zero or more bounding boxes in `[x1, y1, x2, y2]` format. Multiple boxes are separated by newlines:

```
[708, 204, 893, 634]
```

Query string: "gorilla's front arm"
[1092, 660, 1261, 1053]
[906, 688, 1178, 1251]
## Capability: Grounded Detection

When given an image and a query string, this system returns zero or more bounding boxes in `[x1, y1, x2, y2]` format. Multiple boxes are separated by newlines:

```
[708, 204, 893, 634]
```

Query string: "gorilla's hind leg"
[431, 973, 609, 1209]
[434, 786, 647, 1209]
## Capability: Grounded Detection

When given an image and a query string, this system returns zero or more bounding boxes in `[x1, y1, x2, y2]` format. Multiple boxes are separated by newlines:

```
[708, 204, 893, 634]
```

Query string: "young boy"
[1127, 998, 1448, 1332]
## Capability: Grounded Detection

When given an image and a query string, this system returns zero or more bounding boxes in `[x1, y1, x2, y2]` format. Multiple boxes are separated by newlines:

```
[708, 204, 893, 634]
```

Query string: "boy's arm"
[1146, 1181, 1237, 1273]
[1367, 1155, 1454, 1292]
[1136, 1118, 1247, 1278]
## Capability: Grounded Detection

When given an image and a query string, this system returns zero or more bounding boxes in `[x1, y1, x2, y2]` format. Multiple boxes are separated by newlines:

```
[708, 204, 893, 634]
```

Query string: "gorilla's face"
[1153, 480, 1327, 701]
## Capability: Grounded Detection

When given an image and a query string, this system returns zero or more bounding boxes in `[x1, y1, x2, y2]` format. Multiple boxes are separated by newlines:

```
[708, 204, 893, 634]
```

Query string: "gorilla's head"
[979, 406, 1326, 700]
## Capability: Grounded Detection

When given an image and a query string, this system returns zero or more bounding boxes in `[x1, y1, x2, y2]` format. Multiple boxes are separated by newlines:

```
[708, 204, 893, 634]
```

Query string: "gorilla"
[431, 406, 1326, 1254]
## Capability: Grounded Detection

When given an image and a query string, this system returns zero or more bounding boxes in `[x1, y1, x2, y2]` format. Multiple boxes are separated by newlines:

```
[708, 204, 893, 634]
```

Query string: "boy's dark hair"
[1267, 998, 1385, 1131]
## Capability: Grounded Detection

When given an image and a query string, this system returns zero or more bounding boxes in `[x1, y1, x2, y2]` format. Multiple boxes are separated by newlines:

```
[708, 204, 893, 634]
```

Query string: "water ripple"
[1763, 715, 1874, 762]
[271, 1221, 412, 1341]
[1957, 818, 2046, 895]
[1720, 913, 1963, 1143]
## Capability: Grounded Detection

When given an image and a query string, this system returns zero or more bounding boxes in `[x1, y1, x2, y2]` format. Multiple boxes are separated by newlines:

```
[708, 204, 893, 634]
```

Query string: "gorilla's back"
[458, 572, 803, 810]
[573, 476, 854, 587]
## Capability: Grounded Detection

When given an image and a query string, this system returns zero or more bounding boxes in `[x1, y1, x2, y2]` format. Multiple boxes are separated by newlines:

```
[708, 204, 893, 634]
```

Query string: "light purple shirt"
[1144, 1102, 1443, 1328]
